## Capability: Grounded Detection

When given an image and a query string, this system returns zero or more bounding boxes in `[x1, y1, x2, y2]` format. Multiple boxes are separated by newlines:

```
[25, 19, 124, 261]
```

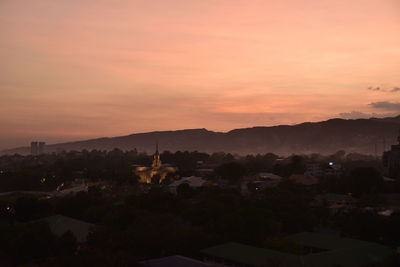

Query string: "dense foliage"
[0, 150, 399, 266]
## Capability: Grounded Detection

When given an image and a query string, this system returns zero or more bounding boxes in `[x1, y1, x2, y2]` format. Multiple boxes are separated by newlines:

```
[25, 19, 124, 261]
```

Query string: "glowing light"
[56, 183, 65, 191]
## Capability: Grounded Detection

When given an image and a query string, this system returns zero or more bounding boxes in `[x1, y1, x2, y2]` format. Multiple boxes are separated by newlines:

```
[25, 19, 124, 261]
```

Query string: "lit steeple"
[156, 141, 159, 155]
[152, 141, 162, 169]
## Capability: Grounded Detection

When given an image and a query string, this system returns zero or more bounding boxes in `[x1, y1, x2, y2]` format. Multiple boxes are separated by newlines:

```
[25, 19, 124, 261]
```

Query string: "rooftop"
[169, 176, 206, 188]
[38, 215, 94, 243]
[289, 174, 319, 185]
[141, 255, 212, 267]
[201, 242, 301, 267]
[201, 233, 393, 267]
[289, 232, 377, 250]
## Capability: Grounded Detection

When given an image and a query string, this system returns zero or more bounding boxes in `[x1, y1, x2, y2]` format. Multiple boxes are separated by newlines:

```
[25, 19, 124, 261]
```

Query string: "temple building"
[383, 129, 400, 179]
[135, 143, 178, 184]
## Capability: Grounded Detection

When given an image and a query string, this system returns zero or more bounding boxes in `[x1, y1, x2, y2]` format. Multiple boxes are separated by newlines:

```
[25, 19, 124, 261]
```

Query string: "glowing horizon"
[1, 0, 400, 150]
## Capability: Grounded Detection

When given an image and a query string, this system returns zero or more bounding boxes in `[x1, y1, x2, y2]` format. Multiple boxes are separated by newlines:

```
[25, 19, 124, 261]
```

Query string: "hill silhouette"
[3, 116, 400, 155]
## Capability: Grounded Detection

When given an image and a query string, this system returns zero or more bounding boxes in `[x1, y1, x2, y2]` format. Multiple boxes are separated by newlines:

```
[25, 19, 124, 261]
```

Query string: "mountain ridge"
[3, 116, 400, 156]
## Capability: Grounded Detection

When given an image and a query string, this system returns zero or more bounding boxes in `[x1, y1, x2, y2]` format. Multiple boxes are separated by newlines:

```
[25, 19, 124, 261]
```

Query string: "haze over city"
[1, 0, 400, 150]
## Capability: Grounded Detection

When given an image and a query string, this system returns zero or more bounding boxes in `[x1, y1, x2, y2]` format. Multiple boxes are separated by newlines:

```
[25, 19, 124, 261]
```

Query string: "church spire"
[156, 141, 159, 155]
[152, 140, 162, 169]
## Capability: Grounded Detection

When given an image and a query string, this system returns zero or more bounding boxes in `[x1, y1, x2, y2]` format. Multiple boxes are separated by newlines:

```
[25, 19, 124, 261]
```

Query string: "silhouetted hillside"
[3, 116, 400, 155]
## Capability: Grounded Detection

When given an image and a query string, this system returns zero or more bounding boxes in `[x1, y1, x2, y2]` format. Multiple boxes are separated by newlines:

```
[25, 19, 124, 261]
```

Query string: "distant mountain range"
[3, 116, 400, 156]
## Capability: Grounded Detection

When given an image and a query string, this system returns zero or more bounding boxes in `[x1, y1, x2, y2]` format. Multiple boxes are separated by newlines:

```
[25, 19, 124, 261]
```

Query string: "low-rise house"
[246, 172, 282, 184]
[313, 194, 357, 211]
[289, 174, 318, 186]
[381, 193, 400, 201]
[242, 173, 282, 194]
[325, 163, 343, 177]
[201, 232, 393, 267]
[305, 163, 324, 178]
[291, 232, 393, 266]
[378, 206, 400, 216]
[383, 176, 396, 182]
[169, 176, 207, 194]
[305, 163, 343, 178]
[56, 179, 88, 196]
[218, 178, 241, 190]
[195, 168, 215, 177]
[195, 162, 218, 177]
[257, 172, 282, 182]
[37, 215, 94, 243]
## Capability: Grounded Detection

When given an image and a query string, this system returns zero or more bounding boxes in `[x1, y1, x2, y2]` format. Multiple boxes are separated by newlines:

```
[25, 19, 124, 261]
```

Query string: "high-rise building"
[383, 129, 400, 179]
[31, 142, 38, 155]
[38, 142, 46, 154]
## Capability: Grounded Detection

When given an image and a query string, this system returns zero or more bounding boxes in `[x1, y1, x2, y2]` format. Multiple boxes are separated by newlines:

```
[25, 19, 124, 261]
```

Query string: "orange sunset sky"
[1, 0, 400, 150]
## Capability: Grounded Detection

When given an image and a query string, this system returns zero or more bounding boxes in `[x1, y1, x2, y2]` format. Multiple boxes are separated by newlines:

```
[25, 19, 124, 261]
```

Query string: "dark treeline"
[0, 149, 400, 266]
[0, 181, 399, 265]
[0, 148, 388, 192]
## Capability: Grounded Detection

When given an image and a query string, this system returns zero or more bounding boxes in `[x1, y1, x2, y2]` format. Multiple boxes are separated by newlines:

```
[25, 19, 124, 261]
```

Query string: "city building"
[38, 142, 46, 154]
[135, 143, 178, 184]
[383, 129, 400, 179]
[30, 141, 38, 155]
[30, 141, 46, 155]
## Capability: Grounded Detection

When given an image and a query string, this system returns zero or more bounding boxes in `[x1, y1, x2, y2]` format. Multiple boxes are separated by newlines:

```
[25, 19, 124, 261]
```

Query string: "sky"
[1, 0, 400, 150]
